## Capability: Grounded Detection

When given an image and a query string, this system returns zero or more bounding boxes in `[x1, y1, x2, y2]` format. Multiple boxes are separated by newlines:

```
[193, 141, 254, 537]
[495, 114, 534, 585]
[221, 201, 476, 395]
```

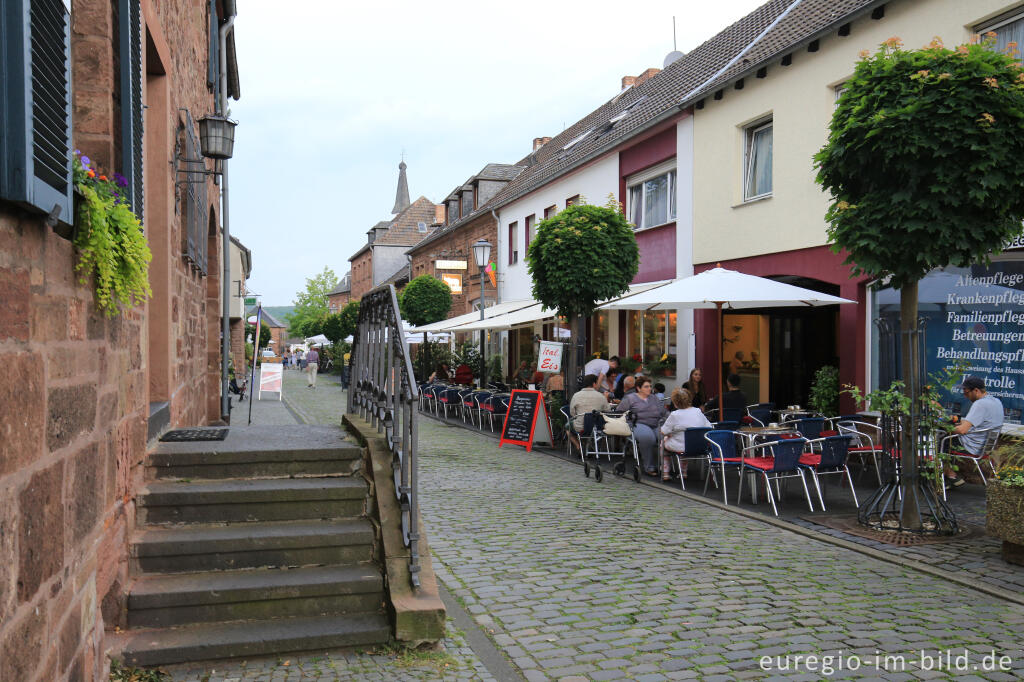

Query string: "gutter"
[218, 6, 236, 420]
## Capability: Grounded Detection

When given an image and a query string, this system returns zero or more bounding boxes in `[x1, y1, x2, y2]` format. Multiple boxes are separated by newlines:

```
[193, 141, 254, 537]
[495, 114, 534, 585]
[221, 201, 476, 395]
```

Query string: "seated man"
[944, 375, 1004, 488]
[568, 374, 609, 434]
[703, 373, 747, 419]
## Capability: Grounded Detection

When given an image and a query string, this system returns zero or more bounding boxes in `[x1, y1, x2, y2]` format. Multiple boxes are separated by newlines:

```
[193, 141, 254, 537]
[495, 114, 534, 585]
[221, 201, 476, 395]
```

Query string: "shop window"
[627, 310, 676, 378]
[627, 162, 676, 230]
[743, 119, 773, 200]
[591, 311, 609, 359]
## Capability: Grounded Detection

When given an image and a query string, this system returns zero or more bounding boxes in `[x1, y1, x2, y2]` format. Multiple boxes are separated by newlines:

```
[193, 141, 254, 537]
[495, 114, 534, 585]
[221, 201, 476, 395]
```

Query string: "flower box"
[986, 480, 1024, 566]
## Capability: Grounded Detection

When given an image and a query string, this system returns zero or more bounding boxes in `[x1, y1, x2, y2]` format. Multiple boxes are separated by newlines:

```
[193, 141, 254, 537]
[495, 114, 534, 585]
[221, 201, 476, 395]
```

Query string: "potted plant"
[987, 439, 1024, 566]
[808, 365, 839, 416]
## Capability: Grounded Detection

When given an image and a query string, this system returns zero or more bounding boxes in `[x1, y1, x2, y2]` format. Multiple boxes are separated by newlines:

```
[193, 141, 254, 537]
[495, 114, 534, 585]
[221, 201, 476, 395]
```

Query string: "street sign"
[244, 296, 256, 306]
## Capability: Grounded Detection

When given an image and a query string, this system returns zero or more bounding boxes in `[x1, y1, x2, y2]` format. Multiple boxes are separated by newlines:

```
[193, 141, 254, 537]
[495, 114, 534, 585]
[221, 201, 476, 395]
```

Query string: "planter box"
[986, 481, 1024, 566]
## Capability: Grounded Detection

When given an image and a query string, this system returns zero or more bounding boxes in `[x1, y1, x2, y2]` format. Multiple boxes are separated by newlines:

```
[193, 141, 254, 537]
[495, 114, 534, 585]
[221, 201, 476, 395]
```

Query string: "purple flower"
[113, 172, 129, 188]
[80, 155, 91, 168]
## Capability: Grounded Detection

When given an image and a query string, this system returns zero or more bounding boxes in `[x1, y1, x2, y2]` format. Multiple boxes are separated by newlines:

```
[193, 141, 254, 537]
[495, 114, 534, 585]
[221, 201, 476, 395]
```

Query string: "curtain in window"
[629, 184, 643, 227]
[668, 170, 676, 222]
[644, 174, 669, 227]
[747, 126, 773, 198]
[993, 17, 1024, 54]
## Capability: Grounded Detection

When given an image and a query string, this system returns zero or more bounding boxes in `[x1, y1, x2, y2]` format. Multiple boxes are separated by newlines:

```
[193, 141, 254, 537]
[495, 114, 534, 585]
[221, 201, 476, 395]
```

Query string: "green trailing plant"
[72, 153, 152, 316]
[808, 365, 839, 416]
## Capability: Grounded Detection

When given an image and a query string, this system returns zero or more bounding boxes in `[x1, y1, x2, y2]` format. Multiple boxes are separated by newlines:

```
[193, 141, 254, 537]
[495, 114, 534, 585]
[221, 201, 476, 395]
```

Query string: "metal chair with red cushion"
[703, 430, 743, 504]
[738, 437, 815, 516]
[799, 435, 859, 511]
[938, 427, 1000, 485]
[836, 419, 887, 484]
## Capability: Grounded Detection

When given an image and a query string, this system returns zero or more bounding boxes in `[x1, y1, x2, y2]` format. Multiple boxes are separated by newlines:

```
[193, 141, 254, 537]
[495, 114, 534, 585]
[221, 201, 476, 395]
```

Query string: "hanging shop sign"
[440, 273, 462, 294]
[538, 340, 564, 373]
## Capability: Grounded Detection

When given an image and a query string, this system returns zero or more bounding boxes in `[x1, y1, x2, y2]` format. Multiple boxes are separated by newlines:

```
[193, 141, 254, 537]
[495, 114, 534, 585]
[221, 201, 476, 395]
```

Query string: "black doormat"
[801, 514, 982, 546]
[160, 428, 229, 442]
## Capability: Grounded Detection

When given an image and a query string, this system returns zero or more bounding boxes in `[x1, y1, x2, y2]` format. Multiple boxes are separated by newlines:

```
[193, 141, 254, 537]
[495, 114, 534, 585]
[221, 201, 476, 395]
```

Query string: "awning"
[407, 299, 535, 333]
[447, 281, 672, 332]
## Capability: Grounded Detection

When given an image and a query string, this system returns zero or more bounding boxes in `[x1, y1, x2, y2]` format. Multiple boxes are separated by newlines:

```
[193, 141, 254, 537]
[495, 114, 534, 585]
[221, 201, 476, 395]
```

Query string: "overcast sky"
[231, 0, 767, 305]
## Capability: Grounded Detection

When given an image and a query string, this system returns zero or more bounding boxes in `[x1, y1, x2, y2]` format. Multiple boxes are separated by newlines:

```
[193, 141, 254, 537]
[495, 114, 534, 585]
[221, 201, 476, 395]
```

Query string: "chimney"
[621, 68, 661, 90]
[434, 203, 445, 223]
[532, 136, 552, 152]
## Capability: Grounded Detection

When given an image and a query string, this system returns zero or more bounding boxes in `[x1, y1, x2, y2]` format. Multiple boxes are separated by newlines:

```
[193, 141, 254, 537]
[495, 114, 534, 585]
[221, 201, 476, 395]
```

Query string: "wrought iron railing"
[348, 285, 422, 588]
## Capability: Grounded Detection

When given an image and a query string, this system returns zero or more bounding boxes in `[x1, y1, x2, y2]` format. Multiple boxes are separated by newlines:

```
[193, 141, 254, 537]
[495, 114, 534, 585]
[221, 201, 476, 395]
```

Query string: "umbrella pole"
[717, 302, 724, 423]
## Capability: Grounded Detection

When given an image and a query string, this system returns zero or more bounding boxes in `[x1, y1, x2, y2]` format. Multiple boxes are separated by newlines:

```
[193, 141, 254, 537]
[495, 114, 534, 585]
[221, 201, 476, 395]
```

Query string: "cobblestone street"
[167, 372, 1024, 680]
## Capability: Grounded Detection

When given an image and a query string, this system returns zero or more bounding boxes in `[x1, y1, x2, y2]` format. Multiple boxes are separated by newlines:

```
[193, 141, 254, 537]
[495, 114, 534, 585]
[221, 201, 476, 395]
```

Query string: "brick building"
[0, 1, 239, 680]
[327, 271, 351, 313]
[407, 163, 525, 318]
[347, 163, 440, 300]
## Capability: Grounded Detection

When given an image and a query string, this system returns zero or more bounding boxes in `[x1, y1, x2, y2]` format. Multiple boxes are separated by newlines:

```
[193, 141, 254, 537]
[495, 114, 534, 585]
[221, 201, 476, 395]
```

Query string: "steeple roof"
[391, 161, 411, 214]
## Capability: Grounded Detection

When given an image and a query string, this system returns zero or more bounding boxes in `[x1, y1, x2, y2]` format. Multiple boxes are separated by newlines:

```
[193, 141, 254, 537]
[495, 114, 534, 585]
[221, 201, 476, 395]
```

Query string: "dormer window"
[461, 190, 474, 217]
[417, 221, 427, 233]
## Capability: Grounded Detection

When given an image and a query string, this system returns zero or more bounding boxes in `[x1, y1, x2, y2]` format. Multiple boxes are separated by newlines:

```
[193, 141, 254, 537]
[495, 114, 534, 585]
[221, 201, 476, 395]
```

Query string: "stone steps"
[118, 425, 391, 666]
[119, 613, 391, 667]
[137, 477, 367, 524]
[147, 442, 363, 479]
[127, 565, 384, 628]
[131, 518, 376, 573]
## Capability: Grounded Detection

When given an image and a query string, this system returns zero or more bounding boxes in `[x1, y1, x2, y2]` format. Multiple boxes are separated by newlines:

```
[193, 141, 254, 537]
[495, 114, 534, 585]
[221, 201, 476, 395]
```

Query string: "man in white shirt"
[583, 355, 618, 392]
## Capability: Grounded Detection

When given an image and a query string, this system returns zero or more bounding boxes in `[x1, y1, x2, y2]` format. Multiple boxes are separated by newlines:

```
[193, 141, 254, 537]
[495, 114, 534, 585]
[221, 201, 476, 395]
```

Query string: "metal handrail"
[348, 285, 421, 589]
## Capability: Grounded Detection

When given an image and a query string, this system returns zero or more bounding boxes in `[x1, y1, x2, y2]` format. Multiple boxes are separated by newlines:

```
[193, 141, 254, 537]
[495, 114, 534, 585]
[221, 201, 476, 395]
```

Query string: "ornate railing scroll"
[348, 285, 422, 588]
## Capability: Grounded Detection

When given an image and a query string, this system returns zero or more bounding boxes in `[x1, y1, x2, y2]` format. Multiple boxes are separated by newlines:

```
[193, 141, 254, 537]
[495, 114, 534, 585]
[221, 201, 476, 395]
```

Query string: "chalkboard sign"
[499, 389, 549, 452]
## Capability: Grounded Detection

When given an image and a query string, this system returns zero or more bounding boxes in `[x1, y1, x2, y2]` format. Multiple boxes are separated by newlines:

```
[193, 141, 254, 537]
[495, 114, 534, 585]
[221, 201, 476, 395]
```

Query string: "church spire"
[391, 160, 410, 214]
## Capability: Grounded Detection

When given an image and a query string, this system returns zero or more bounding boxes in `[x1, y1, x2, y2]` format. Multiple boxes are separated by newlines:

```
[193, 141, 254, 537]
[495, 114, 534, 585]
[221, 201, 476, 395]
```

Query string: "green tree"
[338, 301, 360, 340]
[815, 35, 1024, 521]
[246, 321, 271, 349]
[321, 313, 345, 345]
[287, 266, 338, 336]
[400, 275, 452, 327]
[527, 197, 638, 393]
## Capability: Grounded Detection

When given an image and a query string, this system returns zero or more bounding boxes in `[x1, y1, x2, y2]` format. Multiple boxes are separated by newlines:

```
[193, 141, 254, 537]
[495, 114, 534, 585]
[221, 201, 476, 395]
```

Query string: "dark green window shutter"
[118, 0, 143, 222]
[0, 0, 73, 222]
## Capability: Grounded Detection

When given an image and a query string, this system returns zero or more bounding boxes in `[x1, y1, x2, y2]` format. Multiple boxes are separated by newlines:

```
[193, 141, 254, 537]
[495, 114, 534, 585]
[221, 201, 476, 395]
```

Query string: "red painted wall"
[618, 126, 678, 284]
[694, 246, 870, 412]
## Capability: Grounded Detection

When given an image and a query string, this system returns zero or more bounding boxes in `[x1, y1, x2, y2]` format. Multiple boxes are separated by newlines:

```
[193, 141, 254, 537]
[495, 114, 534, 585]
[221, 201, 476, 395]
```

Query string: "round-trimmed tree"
[400, 275, 452, 327]
[527, 197, 638, 393]
[815, 35, 1024, 521]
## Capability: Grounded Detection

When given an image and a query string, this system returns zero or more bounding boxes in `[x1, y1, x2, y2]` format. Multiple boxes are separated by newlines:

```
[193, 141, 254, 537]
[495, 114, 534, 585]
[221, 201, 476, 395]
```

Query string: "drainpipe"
[219, 10, 236, 421]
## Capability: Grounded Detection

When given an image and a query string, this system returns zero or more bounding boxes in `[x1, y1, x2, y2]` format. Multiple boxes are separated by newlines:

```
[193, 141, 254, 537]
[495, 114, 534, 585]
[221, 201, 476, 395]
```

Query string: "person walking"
[306, 346, 320, 388]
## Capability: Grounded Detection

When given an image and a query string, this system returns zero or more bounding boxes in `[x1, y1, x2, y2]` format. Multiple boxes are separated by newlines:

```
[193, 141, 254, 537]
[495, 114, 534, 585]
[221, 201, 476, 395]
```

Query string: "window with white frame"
[508, 221, 518, 265]
[979, 9, 1024, 54]
[743, 119, 773, 200]
[626, 161, 676, 230]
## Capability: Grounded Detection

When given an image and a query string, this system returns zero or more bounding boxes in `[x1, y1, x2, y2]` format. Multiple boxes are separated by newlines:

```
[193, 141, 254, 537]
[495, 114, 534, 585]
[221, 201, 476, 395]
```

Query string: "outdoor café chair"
[794, 417, 826, 440]
[711, 420, 739, 431]
[458, 389, 477, 426]
[799, 435, 859, 511]
[703, 430, 741, 504]
[472, 391, 493, 430]
[746, 405, 772, 427]
[484, 395, 508, 432]
[419, 383, 435, 413]
[722, 407, 744, 423]
[560, 405, 576, 460]
[664, 427, 715, 492]
[436, 386, 461, 420]
[738, 437, 815, 516]
[836, 420, 886, 484]
[938, 427, 1000, 485]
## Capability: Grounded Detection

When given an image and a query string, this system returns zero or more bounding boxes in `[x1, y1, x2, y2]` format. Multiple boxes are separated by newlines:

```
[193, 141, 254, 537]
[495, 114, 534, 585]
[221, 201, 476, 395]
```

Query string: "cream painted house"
[688, 0, 1024, 414]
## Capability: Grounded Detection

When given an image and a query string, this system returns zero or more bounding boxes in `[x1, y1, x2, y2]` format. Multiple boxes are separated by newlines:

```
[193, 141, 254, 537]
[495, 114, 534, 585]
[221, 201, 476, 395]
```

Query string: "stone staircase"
[118, 426, 391, 666]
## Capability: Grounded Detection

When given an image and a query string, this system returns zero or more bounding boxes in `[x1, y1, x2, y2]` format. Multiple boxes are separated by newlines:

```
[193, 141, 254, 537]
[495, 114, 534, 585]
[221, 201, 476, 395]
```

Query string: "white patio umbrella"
[600, 267, 855, 420]
[305, 333, 330, 346]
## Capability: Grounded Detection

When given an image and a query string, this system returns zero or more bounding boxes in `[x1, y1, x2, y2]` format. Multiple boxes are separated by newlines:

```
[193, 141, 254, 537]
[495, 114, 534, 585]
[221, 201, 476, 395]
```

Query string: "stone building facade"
[0, 1, 238, 680]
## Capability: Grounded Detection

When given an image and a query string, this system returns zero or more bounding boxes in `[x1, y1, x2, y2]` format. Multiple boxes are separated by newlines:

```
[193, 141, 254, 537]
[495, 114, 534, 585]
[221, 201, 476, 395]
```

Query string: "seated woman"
[615, 375, 668, 476]
[660, 388, 712, 480]
[682, 368, 707, 410]
[601, 369, 619, 398]
[428, 362, 452, 383]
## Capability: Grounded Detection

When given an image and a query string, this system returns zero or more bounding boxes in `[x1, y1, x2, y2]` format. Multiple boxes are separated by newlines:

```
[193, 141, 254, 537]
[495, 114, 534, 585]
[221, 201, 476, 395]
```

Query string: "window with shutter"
[179, 110, 209, 275]
[0, 0, 73, 222]
[118, 0, 144, 222]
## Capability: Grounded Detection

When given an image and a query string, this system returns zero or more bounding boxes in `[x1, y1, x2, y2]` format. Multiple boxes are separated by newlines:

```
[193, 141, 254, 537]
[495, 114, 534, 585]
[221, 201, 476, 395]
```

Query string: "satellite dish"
[663, 50, 685, 68]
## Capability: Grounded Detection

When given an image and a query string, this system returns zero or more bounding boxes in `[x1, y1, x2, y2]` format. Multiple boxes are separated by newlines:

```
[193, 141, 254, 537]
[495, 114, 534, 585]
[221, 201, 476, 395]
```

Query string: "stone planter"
[986, 481, 1024, 566]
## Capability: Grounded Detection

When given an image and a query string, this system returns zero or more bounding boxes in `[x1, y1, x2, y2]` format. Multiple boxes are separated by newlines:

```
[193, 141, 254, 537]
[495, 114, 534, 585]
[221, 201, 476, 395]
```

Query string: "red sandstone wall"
[0, 1, 222, 680]
[409, 213, 498, 318]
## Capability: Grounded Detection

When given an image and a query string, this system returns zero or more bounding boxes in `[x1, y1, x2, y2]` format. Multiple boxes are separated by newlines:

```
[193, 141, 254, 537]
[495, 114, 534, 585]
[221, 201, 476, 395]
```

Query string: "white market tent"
[304, 333, 330, 346]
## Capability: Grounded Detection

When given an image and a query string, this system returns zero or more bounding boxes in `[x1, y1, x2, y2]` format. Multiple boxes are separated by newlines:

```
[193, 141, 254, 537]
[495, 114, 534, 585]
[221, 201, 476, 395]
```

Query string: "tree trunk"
[900, 280, 921, 528]
[566, 312, 580, 397]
